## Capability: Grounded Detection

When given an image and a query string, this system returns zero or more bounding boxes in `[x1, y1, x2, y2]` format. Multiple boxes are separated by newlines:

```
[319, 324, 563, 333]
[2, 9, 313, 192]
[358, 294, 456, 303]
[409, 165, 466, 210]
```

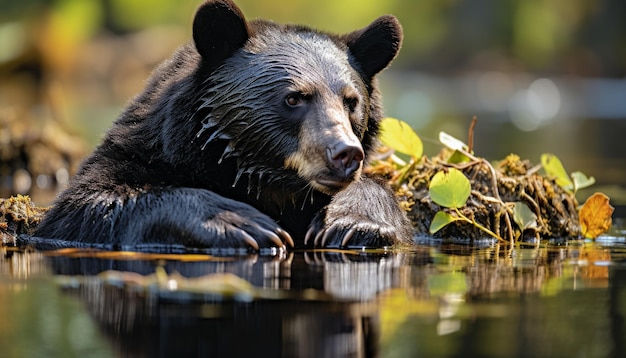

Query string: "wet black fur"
[34, 0, 413, 252]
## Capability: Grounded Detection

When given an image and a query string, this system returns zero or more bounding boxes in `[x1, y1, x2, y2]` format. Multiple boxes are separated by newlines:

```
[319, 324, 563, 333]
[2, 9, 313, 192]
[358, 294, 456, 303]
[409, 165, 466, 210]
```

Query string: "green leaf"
[571, 171, 595, 192]
[439, 131, 468, 152]
[447, 150, 471, 164]
[429, 168, 471, 208]
[429, 211, 456, 233]
[512, 202, 538, 230]
[379, 117, 423, 159]
[541, 153, 573, 190]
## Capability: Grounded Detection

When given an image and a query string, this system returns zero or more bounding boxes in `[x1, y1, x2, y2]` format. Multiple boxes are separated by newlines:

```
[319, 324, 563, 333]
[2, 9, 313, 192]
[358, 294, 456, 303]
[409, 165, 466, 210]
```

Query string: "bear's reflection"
[48, 251, 428, 358]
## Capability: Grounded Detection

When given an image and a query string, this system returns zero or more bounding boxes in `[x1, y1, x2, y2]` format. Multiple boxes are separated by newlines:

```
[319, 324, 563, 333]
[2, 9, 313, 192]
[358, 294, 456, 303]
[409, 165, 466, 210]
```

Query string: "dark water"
[1, 221, 626, 358]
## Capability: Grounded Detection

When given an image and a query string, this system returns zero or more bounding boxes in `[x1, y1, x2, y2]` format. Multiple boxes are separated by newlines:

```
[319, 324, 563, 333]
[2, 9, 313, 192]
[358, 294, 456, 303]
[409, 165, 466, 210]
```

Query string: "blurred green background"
[1, 0, 625, 205]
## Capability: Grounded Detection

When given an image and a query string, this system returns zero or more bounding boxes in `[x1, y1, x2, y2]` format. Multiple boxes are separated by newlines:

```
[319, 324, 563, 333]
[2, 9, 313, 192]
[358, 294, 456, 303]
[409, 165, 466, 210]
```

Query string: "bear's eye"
[285, 93, 308, 107]
[344, 97, 359, 113]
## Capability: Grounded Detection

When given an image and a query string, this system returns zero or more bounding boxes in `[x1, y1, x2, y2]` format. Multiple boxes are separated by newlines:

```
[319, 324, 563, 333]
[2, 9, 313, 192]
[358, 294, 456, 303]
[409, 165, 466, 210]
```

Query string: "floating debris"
[0, 194, 47, 244]
[370, 117, 613, 243]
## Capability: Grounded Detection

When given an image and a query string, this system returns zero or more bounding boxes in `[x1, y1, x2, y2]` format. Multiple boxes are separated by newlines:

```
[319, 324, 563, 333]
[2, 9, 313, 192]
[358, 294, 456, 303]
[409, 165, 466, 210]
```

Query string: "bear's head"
[188, 0, 402, 198]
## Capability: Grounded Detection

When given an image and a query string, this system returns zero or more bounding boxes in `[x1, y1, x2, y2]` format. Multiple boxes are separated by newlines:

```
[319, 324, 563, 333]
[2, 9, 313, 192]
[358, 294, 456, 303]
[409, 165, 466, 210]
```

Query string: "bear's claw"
[277, 228, 295, 248]
[237, 230, 260, 250]
[306, 221, 398, 249]
[228, 221, 293, 250]
[258, 227, 294, 249]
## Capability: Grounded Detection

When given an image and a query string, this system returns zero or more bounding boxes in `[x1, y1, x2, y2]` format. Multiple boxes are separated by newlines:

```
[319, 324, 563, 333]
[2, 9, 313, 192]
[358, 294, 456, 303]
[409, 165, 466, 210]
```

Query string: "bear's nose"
[327, 142, 364, 178]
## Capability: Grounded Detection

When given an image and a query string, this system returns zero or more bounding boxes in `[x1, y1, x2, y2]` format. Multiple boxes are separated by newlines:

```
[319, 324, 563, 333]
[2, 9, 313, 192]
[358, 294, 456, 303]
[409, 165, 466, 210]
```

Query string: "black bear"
[34, 0, 413, 253]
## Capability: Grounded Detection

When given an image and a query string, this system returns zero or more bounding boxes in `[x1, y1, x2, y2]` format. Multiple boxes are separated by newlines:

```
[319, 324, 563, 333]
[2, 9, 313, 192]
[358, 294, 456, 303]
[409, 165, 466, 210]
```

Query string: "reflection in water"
[44, 250, 428, 358]
[1, 241, 625, 357]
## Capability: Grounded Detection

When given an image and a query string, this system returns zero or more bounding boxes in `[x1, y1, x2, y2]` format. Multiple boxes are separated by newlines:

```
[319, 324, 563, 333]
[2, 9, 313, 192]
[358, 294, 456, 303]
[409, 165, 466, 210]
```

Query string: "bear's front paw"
[305, 218, 400, 248]
[304, 176, 414, 249]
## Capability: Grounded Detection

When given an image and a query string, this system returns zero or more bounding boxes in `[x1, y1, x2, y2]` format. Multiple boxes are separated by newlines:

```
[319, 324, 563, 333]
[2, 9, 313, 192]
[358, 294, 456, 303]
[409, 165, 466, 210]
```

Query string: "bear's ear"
[193, 0, 249, 69]
[345, 15, 403, 79]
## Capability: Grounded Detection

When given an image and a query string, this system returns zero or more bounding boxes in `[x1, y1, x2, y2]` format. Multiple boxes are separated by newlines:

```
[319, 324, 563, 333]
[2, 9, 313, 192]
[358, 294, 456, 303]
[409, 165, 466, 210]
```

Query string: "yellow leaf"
[579, 192, 614, 239]
[541, 153, 573, 190]
[379, 117, 423, 159]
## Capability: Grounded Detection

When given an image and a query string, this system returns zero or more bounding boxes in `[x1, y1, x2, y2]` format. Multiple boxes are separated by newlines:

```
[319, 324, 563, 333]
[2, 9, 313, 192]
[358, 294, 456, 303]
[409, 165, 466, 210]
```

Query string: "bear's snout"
[326, 141, 364, 178]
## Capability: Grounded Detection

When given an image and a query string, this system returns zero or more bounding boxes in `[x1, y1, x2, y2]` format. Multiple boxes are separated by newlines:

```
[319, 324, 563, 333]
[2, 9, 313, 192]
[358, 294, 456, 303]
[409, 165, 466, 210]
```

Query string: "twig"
[470, 190, 503, 205]
[521, 190, 547, 231]
[503, 211, 514, 244]
[468, 116, 477, 153]
[453, 207, 507, 243]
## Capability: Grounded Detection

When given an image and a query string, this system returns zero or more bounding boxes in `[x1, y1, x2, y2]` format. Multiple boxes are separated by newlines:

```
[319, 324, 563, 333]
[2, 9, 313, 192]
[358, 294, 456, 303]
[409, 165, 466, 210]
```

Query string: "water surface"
[1, 221, 625, 357]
